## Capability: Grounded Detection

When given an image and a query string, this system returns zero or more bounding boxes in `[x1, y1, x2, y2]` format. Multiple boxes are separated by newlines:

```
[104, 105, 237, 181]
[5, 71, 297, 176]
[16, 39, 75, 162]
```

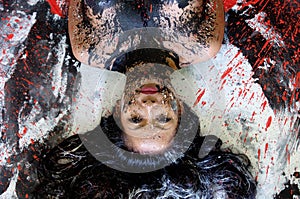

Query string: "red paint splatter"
[223, 0, 237, 12]
[296, 71, 300, 88]
[258, 148, 261, 162]
[46, 0, 63, 17]
[265, 116, 272, 131]
[227, 51, 241, 67]
[22, 127, 27, 135]
[251, 111, 256, 121]
[261, 101, 267, 112]
[264, 143, 269, 158]
[193, 89, 206, 107]
[219, 79, 227, 90]
[6, 33, 14, 40]
[221, 67, 233, 79]
[249, 92, 255, 101]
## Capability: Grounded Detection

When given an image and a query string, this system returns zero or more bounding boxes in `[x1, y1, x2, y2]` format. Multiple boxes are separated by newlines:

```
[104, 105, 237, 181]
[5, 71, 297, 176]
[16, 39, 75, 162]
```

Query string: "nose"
[140, 95, 158, 106]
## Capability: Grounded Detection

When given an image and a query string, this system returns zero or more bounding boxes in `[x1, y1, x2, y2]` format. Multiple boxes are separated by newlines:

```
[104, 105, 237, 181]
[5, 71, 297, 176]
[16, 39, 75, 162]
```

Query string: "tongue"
[141, 85, 158, 94]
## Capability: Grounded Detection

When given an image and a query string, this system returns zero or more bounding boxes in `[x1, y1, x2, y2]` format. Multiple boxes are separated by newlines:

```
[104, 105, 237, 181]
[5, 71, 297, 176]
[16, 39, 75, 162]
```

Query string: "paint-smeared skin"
[68, 0, 224, 67]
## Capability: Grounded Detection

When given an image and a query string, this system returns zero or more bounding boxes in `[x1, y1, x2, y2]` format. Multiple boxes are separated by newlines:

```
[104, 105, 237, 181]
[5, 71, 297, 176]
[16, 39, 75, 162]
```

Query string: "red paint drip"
[261, 101, 267, 112]
[193, 89, 206, 107]
[265, 116, 272, 131]
[258, 148, 261, 162]
[221, 67, 233, 79]
[250, 111, 256, 121]
[219, 79, 227, 90]
[264, 143, 269, 158]
[296, 71, 300, 88]
[227, 51, 241, 67]
[249, 92, 255, 101]
[223, 0, 237, 12]
[46, 0, 63, 17]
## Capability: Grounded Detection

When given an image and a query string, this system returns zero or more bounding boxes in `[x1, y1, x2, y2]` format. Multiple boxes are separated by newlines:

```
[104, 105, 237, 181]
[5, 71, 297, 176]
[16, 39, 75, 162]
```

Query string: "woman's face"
[120, 83, 180, 155]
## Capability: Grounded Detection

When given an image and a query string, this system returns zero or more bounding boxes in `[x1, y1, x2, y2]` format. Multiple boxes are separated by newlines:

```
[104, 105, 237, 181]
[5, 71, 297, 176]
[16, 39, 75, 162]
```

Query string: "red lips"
[140, 84, 159, 94]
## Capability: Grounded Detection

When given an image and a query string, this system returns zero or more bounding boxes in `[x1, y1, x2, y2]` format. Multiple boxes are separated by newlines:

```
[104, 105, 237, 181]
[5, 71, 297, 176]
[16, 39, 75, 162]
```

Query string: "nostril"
[142, 99, 156, 104]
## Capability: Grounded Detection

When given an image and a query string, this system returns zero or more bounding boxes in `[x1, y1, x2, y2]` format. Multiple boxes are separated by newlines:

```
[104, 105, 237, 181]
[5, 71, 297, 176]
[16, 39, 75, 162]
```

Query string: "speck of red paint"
[258, 148, 261, 162]
[266, 165, 269, 176]
[221, 67, 233, 79]
[201, 101, 206, 106]
[261, 101, 267, 112]
[193, 89, 206, 107]
[264, 143, 269, 158]
[33, 154, 39, 160]
[265, 116, 272, 131]
[7, 33, 14, 40]
[23, 127, 27, 135]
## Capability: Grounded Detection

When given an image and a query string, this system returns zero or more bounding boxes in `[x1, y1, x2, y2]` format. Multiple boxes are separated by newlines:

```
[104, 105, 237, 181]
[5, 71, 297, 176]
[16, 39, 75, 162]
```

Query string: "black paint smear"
[226, 0, 299, 111]
[274, 181, 300, 199]
[1, 1, 80, 197]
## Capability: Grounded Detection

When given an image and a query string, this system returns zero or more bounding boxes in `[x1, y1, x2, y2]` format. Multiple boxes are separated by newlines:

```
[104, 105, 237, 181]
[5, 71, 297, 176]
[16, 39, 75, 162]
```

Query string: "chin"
[134, 142, 170, 155]
[123, 135, 172, 155]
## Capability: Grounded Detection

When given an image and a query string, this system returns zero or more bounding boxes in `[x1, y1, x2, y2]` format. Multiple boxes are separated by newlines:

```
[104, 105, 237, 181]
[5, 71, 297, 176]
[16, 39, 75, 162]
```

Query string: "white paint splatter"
[246, 12, 285, 47]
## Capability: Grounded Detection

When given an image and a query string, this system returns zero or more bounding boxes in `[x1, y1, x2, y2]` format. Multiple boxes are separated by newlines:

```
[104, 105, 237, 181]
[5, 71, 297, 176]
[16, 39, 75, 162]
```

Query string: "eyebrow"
[127, 122, 170, 131]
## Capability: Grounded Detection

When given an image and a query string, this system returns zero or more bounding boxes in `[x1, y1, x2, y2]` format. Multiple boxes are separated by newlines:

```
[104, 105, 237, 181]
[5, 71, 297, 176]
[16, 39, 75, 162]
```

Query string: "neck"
[107, 48, 180, 73]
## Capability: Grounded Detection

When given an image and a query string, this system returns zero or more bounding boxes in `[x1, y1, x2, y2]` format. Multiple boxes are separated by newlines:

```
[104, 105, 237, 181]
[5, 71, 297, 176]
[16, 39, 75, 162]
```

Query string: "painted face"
[120, 83, 180, 155]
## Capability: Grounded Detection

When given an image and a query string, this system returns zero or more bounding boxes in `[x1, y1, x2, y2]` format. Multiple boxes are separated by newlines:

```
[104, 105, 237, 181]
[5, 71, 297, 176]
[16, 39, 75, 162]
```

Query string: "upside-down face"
[120, 83, 180, 154]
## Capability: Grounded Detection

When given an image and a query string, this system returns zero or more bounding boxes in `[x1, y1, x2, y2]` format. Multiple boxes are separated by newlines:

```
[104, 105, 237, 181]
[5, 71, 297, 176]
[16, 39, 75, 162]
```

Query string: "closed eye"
[128, 116, 143, 124]
[157, 115, 172, 123]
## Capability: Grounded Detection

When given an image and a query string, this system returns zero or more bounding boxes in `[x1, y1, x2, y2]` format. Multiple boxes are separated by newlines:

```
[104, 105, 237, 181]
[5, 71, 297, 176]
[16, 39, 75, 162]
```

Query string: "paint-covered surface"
[0, 0, 299, 198]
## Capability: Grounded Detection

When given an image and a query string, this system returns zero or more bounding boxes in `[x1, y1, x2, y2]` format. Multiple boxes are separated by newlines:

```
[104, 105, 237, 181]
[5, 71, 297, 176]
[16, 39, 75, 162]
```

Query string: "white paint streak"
[51, 36, 67, 99]
[27, 0, 40, 6]
[0, 11, 36, 166]
[246, 12, 285, 47]
[0, 171, 18, 199]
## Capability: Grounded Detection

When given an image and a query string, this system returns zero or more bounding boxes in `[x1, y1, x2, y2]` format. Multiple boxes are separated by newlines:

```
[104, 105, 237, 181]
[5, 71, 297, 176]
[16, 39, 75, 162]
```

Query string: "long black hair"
[33, 103, 256, 198]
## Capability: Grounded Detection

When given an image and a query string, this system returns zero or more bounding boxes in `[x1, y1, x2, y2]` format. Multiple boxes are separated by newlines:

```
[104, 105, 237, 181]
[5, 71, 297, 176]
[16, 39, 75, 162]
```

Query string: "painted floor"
[0, 0, 299, 198]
